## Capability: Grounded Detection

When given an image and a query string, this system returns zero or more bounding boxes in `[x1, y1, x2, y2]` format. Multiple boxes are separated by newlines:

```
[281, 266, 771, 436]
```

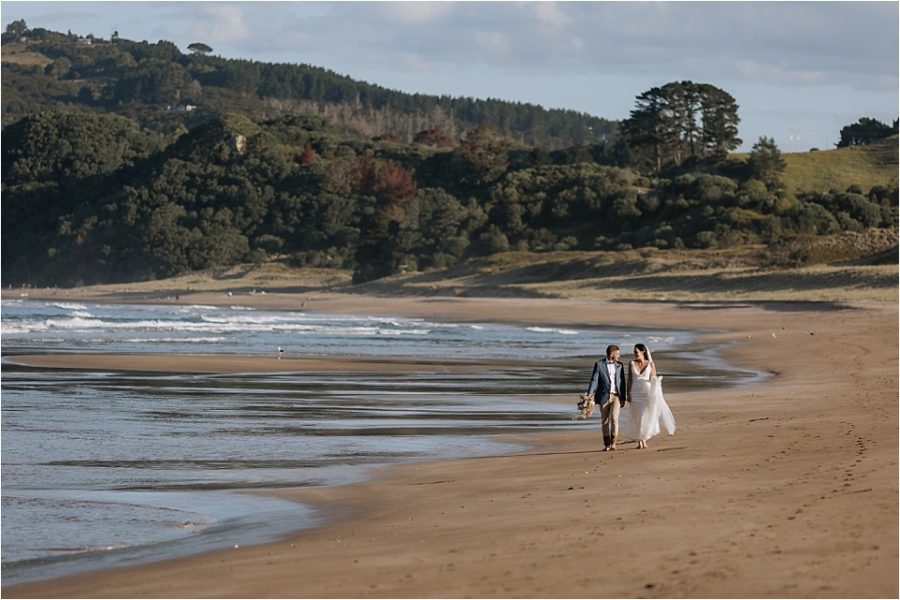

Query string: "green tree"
[187, 42, 213, 55]
[1, 112, 160, 184]
[620, 85, 680, 174]
[697, 83, 741, 158]
[413, 128, 455, 148]
[836, 117, 894, 147]
[353, 207, 400, 283]
[621, 81, 741, 173]
[112, 60, 193, 104]
[44, 57, 72, 79]
[748, 136, 786, 188]
[410, 188, 470, 267]
[448, 124, 510, 191]
[4, 19, 28, 39]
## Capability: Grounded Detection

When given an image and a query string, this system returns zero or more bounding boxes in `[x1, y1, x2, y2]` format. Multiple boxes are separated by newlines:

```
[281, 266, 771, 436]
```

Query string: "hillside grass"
[781, 138, 898, 196]
[1, 42, 53, 67]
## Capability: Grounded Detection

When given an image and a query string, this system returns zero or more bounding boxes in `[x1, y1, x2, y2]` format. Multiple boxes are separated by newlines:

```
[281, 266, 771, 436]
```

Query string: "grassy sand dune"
[10, 236, 897, 306]
[351, 243, 898, 303]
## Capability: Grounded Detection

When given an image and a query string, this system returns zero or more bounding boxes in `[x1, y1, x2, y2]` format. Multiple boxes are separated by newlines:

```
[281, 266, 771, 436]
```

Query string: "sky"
[2, 1, 897, 152]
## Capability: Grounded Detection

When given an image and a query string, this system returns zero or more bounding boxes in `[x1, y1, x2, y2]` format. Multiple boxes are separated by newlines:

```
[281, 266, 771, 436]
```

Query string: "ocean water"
[0, 298, 688, 359]
[0, 299, 755, 586]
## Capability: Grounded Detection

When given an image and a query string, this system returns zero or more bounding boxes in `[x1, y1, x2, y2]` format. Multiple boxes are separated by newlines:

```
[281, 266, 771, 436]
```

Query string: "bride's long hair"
[634, 343, 650, 361]
[635, 343, 658, 375]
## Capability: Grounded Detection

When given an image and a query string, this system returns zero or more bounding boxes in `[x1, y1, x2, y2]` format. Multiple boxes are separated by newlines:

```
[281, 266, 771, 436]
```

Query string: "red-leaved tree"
[357, 157, 417, 220]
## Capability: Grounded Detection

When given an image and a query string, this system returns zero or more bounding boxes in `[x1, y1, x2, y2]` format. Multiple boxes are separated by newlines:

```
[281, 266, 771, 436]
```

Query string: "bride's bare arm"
[626, 360, 633, 401]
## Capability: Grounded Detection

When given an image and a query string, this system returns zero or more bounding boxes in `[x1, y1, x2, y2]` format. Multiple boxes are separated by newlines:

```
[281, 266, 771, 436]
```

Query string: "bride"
[621, 343, 676, 449]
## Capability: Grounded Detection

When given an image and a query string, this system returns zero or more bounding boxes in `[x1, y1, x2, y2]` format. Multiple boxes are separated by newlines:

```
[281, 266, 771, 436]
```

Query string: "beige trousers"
[600, 393, 621, 447]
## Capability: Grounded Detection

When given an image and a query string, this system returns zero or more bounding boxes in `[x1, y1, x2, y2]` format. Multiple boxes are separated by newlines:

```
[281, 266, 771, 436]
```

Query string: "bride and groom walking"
[584, 343, 676, 451]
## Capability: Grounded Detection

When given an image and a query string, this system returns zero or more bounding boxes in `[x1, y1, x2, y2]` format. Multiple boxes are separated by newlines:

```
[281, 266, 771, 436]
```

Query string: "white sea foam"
[6, 315, 435, 337]
[122, 337, 228, 343]
[201, 313, 297, 325]
[527, 326, 579, 335]
[276, 324, 430, 336]
[377, 328, 429, 336]
[4, 308, 511, 344]
[43, 317, 178, 331]
[3, 321, 46, 336]
[48, 302, 88, 311]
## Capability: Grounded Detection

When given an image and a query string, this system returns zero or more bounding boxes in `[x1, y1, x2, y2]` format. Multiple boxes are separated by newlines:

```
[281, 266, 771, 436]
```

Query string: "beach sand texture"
[2, 292, 897, 598]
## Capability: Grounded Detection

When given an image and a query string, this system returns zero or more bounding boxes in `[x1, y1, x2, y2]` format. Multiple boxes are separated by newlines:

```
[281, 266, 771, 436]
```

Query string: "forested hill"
[1, 26, 616, 148]
[2, 24, 897, 288]
[3, 108, 896, 287]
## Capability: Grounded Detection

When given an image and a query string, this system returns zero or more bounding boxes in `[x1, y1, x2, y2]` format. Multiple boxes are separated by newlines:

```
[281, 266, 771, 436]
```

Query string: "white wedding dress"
[620, 361, 676, 441]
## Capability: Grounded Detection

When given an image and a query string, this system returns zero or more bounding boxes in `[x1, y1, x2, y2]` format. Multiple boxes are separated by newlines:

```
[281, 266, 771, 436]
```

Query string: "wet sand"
[3, 353, 501, 374]
[2, 293, 897, 598]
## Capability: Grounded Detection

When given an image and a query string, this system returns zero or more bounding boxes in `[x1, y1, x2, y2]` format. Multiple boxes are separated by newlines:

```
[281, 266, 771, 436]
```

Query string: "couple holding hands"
[583, 343, 676, 451]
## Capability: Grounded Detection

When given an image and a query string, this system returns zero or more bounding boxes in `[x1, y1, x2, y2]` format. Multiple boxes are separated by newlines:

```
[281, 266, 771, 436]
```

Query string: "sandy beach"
[2, 289, 897, 598]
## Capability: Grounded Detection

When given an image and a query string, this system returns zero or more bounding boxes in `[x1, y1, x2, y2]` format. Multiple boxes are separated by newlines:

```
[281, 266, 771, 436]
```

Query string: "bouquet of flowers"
[576, 393, 595, 419]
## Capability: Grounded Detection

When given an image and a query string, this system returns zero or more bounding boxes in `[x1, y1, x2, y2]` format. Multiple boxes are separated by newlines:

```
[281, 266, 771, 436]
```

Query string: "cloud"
[15, 1, 888, 95]
[531, 2, 572, 30]
[375, 1, 451, 25]
[185, 5, 251, 45]
[301, 2, 896, 90]
[472, 29, 511, 54]
[397, 52, 431, 73]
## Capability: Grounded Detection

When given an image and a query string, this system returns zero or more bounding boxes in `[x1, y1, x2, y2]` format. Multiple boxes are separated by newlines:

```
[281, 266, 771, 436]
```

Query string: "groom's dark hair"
[606, 344, 619, 358]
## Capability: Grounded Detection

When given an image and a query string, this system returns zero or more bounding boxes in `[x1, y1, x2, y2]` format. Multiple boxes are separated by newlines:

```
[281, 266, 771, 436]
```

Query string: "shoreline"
[2, 293, 897, 598]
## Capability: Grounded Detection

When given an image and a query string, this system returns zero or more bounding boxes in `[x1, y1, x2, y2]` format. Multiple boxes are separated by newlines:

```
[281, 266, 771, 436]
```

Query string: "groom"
[585, 344, 627, 451]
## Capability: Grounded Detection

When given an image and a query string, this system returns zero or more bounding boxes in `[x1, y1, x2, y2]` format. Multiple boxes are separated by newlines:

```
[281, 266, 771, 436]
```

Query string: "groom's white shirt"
[606, 360, 618, 394]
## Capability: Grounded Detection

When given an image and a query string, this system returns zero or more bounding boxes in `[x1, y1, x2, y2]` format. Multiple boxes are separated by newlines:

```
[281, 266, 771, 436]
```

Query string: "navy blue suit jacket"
[586, 359, 626, 406]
